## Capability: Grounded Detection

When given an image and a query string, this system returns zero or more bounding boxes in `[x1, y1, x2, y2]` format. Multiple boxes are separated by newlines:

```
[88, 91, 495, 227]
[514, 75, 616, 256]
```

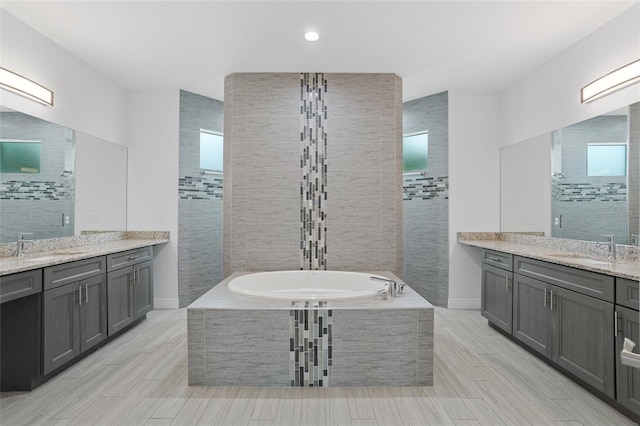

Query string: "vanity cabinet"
[481, 250, 513, 334]
[512, 256, 615, 398]
[616, 278, 640, 416]
[107, 247, 153, 336]
[43, 258, 108, 375]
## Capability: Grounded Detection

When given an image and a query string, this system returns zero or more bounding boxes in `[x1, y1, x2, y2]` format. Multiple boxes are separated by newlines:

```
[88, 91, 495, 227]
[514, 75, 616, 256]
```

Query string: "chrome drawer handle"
[128, 255, 140, 261]
[487, 256, 501, 262]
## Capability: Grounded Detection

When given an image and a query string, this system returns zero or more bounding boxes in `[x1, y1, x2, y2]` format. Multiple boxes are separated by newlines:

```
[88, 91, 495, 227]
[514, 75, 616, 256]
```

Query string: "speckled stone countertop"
[189, 271, 433, 310]
[0, 231, 169, 276]
[458, 232, 640, 281]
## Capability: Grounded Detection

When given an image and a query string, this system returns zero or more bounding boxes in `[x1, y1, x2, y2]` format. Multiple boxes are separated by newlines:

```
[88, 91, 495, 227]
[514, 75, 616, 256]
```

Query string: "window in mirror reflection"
[403, 132, 428, 172]
[587, 143, 627, 177]
[0, 139, 41, 173]
[199, 130, 223, 172]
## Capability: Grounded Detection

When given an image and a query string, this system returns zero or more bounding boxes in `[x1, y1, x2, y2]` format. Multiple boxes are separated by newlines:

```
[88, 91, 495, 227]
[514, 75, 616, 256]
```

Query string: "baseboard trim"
[447, 298, 480, 310]
[154, 298, 179, 309]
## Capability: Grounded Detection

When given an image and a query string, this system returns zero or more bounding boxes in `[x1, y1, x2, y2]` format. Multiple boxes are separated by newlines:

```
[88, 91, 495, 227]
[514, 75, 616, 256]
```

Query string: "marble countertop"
[458, 233, 640, 281]
[0, 231, 169, 276]
[188, 271, 434, 310]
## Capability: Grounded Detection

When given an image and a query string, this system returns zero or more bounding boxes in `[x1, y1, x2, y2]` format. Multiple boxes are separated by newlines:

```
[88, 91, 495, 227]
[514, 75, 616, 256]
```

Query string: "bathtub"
[188, 271, 434, 387]
[228, 270, 389, 299]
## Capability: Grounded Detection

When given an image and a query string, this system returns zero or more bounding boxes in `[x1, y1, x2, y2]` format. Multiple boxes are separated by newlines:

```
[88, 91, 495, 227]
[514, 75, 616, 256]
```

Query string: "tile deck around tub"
[187, 271, 433, 387]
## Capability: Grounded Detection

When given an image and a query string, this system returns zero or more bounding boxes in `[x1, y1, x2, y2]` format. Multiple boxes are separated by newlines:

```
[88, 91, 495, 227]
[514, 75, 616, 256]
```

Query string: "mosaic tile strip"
[178, 175, 223, 200]
[289, 301, 332, 387]
[300, 73, 328, 270]
[552, 180, 627, 202]
[0, 178, 74, 201]
[403, 175, 449, 201]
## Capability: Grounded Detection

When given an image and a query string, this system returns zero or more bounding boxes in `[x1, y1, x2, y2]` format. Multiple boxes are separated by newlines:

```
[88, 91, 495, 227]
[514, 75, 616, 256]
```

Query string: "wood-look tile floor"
[0, 308, 635, 425]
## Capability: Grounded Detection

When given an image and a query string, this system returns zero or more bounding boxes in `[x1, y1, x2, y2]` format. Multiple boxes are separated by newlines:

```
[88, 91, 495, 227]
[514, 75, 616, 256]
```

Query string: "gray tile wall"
[0, 111, 75, 242]
[552, 114, 630, 243]
[402, 92, 449, 307]
[178, 90, 224, 307]
[223, 73, 403, 276]
[629, 102, 639, 240]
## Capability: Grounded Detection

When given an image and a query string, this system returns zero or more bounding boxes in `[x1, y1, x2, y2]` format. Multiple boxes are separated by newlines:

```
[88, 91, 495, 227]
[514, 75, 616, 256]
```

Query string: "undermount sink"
[22, 251, 86, 262]
[548, 253, 612, 266]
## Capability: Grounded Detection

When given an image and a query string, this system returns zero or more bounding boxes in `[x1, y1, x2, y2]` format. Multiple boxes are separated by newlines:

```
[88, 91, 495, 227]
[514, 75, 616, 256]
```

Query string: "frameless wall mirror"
[0, 108, 75, 243]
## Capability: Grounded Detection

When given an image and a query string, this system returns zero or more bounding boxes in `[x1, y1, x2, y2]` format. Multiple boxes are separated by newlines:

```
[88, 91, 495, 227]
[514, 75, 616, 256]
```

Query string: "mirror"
[0, 107, 128, 245]
[501, 102, 640, 244]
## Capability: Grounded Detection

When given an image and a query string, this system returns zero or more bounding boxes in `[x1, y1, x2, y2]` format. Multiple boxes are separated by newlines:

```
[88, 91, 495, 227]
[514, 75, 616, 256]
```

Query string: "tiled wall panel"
[629, 102, 639, 239]
[178, 90, 224, 307]
[402, 92, 449, 307]
[224, 73, 402, 276]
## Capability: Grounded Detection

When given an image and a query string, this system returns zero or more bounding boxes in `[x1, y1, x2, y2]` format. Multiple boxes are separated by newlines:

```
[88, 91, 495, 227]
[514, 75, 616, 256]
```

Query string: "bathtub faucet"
[370, 276, 404, 299]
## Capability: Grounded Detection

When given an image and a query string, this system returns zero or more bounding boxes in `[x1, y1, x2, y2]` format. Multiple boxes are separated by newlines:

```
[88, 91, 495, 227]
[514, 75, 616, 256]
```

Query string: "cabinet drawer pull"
[550, 290, 554, 311]
[85, 284, 89, 304]
[487, 256, 501, 262]
[128, 255, 140, 261]
[78, 285, 82, 306]
[615, 311, 619, 336]
[544, 288, 547, 308]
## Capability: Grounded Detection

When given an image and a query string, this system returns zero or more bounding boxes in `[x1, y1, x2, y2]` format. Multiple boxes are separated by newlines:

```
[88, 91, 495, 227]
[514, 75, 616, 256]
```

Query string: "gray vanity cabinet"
[107, 248, 154, 336]
[481, 250, 514, 334]
[43, 259, 108, 375]
[512, 256, 615, 398]
[616, 278, 640, 416]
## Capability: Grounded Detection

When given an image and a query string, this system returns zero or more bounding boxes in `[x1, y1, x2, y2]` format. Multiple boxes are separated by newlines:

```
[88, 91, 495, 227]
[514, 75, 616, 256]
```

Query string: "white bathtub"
[227, 270, 389, 300]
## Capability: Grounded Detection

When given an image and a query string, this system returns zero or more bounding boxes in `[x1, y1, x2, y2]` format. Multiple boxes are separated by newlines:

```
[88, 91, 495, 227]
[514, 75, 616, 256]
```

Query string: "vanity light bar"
[581, 58, 640, 103]
[0, 67, 54, 106]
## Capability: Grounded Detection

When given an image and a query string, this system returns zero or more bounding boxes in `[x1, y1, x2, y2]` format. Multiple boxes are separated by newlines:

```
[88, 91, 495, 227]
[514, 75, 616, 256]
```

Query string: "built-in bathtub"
[187, 271, 434, 387]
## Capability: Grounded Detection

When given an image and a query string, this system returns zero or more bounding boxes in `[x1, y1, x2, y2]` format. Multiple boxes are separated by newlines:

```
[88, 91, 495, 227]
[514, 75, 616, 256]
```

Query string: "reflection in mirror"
[0, 108, 75, 243]
[551, 108, 630, 243]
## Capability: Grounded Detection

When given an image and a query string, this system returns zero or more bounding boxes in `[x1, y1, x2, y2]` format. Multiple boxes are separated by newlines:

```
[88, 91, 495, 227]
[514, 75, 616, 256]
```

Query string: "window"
[403, 132, 428, 172]
[200, 130, 223, 171]
[0, 140, 41, 173]
[587, 143, 626, 176]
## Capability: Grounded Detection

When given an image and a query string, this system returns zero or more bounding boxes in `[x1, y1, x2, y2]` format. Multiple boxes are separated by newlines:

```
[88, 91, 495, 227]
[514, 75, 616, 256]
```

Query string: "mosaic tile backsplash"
[300, 72, 328, 270]
[0, 178, 74, 200]
[178, 175, 223, 200]
[403, 175, 449, 201]
[552, 180, 627, 202]
[290, 301, 332, 387]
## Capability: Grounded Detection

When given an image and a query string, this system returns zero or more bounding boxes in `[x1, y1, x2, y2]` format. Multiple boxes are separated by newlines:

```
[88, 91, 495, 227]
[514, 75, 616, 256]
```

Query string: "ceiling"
[1, 1, 636, 102]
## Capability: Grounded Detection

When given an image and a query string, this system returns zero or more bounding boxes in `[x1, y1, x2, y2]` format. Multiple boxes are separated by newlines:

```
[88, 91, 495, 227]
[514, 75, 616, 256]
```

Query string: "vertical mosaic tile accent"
[289, 301, 332, 387]
[300, 73, 328, 270]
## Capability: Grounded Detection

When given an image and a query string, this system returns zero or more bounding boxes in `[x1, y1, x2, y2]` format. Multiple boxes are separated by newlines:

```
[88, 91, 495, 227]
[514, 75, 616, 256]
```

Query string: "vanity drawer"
[107, 246, 153, 271]
[514, 256, 614, 302]
[616, 278, 639, 310]
[44, 256, 107, 290]
[0, 270, 42, 303]
[483, 250, 513, 271]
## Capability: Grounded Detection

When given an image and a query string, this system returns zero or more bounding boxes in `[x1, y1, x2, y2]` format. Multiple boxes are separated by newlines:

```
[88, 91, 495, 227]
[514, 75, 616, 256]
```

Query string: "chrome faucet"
[598, 235, 617, 261]
[370, 276, 405, 299]
[16, 232, 33, 257]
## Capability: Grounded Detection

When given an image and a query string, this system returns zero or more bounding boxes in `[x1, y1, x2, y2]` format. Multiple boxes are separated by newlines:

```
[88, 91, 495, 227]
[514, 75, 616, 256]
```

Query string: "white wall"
[502, 4, 640, 148]
[448, 91, 502, 309]
[500, 133, 552, 236]
[0, 10, 128, 146]
[127, 90, 180, 309]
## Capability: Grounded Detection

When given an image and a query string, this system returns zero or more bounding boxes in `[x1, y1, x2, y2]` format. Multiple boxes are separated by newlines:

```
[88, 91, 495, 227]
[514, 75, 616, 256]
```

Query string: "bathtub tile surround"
[300, 73, 328, 270]
[289, 301, 332, 386]
[178, 90, 224, 307]
[224, 73, 403, 277]
[402, 92, 449, 307]
[187, 271, 433, 387]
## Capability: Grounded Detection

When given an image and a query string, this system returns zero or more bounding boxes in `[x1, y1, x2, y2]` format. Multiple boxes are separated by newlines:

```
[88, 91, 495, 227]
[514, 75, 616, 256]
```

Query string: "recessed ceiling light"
[305, 32, 319, 42]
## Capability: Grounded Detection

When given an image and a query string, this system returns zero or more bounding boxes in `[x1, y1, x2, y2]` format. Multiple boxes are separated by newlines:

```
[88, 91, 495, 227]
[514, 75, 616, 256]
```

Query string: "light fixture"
[304, 32, 319, 42]
[0, 67, 54, 106]
[581, 58, 640, 103]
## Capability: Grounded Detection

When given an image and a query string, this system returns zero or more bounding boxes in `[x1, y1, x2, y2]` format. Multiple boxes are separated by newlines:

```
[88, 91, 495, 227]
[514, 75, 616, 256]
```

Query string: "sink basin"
[548, 253, 612, 266]
[22, 251, 86, 262]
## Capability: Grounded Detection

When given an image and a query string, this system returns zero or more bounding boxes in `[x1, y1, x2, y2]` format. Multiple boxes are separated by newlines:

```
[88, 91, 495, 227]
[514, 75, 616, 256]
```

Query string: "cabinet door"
[513, 274, 550, 357]
[133, 260, 153, 319]
[107, 266, 134, 336]
[43, 283, 80, 375]
[79, 274, 108, 352]
[616, 305, 640, 415]
[481, 264, 512, 333]
[553, 286, 615, 398]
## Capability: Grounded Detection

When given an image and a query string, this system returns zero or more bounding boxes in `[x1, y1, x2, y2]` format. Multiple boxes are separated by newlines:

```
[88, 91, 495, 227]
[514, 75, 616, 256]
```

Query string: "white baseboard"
[447, 298, 481, 310]
[154, 298, 179, 309]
